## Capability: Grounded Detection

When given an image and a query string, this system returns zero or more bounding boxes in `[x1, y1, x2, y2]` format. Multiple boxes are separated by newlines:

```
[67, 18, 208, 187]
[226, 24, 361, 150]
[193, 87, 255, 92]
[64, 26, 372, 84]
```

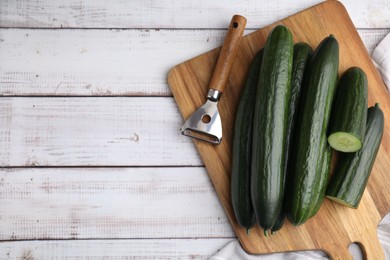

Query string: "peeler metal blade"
[181, 90, 223, 144]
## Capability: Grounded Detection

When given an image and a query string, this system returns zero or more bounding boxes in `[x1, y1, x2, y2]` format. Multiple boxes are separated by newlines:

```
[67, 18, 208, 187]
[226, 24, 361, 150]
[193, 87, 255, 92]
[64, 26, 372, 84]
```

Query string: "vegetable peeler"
[180, 15, 247, 144]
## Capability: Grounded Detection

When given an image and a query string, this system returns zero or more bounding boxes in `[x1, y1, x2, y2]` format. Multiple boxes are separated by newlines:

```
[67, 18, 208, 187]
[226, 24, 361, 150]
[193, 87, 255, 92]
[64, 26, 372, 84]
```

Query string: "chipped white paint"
[0, 0, 323, 29]
[0, 97, 202, 166]
[341, 0, 390, 28]
[1, 0, 390, 29]
[0, 29, 227, 96]
[0, 167, 233, 239]
[0, 29, 388, 96]
[1, 0, 390, 258]
[0, 239, 234, 259]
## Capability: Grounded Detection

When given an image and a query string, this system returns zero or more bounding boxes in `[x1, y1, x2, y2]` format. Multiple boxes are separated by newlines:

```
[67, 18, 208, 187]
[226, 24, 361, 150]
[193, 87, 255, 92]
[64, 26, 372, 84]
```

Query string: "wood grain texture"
[0, 0, 321, 29]
[2, 238, 370, 259]
[168, 1, 390, 258]
[0, 29, 225, 97]
[1, 0, 390, 259]
[0, 28, 387, 97]
[0, 97, 202, 167]
[1, 239, 357, 259]
[0, 167, 233, 240]
[0, 239, 234, 259]
[1, 167, 389, 259]
[207, 15, 246, 93]
[0, 0, 389, 29]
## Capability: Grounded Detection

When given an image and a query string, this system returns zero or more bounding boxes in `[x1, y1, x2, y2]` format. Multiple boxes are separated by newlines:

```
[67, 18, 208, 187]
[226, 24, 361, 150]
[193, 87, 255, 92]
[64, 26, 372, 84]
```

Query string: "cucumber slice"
[328, 132, 362, 152]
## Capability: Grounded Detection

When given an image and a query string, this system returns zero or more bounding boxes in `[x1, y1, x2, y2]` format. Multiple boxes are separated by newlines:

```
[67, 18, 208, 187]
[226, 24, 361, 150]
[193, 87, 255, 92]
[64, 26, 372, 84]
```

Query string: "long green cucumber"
[273, 43, 313, 233]
[251, 25, 293, 233]
[326, 103, 384, 208]
[287, 35, 339, 226]
[328, 67, 368, 152]
[231, 49, 263, 232]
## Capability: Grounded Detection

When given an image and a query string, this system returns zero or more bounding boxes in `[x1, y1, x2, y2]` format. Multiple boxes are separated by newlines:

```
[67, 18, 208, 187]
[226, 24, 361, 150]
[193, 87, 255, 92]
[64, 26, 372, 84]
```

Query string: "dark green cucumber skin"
[274, 43, 313, 232]
[307, 144, 332, 218]
[251, 25, 293, 231]
[270, 208, 285, 233]
[326, 104, 384, 208]
[286, 43, 313, 157]
[231, 50, 263, 230]
[329, 67, 368, 145]
[287, 35, 339, 226]
[285, 43, 313, 175]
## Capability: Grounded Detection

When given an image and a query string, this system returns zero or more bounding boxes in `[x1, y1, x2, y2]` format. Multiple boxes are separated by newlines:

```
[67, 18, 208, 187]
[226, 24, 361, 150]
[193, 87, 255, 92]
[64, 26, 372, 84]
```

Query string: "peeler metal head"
[180, 90, 222, 144]
[179, 15, 247, 145]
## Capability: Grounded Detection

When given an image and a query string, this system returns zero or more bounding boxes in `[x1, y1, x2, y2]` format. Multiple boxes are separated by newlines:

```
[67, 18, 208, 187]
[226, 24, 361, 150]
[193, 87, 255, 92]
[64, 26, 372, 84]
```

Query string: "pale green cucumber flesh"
[328, 132, 362, 152]
[326, 196, 357, 209]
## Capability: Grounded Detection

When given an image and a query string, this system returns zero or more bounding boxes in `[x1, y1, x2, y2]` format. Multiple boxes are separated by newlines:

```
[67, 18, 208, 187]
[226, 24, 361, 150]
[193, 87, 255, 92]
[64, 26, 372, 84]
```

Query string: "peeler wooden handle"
[208, 15, 247, 94]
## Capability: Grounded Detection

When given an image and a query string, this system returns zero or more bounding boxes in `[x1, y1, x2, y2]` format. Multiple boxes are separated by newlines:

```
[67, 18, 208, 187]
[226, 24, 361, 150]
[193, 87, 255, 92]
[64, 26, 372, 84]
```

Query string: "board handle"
[357, 236, 385, 260]
[208, 15, 247, 94]
[323, 239, 385, 260]
[323, 245, 353, 260]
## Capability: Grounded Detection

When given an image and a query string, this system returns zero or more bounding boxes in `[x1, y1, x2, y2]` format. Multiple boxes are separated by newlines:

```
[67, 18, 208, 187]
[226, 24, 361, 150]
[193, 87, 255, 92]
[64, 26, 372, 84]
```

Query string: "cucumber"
[285, 43, 313, 171]
[270, 208, 285, 234]
[287, 35, 339, 226]
[326, 103, 384, 208]
[307, 144, 332, 218]
[287, 42, 313, 147]
[231, 49, 263, 232]
[251, 25, 293, 233]
[273, 43, 313, 233]
[328, 67, 368, 152]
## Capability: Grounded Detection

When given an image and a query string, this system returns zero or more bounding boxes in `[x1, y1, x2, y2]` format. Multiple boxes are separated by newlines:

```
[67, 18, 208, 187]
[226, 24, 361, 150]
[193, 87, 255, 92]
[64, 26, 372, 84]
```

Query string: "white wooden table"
[1, 1, 390, 259]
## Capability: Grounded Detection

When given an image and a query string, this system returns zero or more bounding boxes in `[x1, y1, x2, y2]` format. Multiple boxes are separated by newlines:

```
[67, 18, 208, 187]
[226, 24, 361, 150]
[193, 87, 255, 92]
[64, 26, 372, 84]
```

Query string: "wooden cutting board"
[167, 1, 390, 259]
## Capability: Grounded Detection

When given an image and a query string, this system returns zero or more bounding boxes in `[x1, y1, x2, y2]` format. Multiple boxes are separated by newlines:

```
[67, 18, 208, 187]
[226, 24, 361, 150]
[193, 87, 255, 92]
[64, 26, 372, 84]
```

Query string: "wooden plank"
[0, 97, 202, 167]
[0, 0, 389, 29]
[0, 167, 234, 240]
[0, 239, 234, 259]
[0, 0, 322, 29]
[342, 0, 390, 29]
[0, 29, 226, 96]
[0, 168, 389, 254]
[0, 28, 387, 96]
[1, 234, 390, 259]
[168, 1, 390, 258]
[0, 238, 363, 259]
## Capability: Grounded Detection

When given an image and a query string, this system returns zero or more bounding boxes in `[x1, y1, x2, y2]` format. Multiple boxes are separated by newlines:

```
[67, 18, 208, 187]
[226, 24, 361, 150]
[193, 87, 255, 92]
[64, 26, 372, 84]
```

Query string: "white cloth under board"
[372, 32, 390, 92]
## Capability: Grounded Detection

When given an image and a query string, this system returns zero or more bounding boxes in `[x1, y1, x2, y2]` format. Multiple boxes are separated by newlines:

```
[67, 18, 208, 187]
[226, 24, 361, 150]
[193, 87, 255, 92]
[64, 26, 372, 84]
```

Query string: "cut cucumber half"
[327, 67, 367, 153]
[326, 104, 384, 209]
[328, 132, 362, 152]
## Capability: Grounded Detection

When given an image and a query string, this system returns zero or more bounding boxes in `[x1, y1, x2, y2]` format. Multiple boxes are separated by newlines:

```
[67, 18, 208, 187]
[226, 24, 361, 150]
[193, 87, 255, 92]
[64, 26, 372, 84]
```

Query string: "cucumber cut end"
[326, 196, 357, 209]
[328, 132, 362, 152]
